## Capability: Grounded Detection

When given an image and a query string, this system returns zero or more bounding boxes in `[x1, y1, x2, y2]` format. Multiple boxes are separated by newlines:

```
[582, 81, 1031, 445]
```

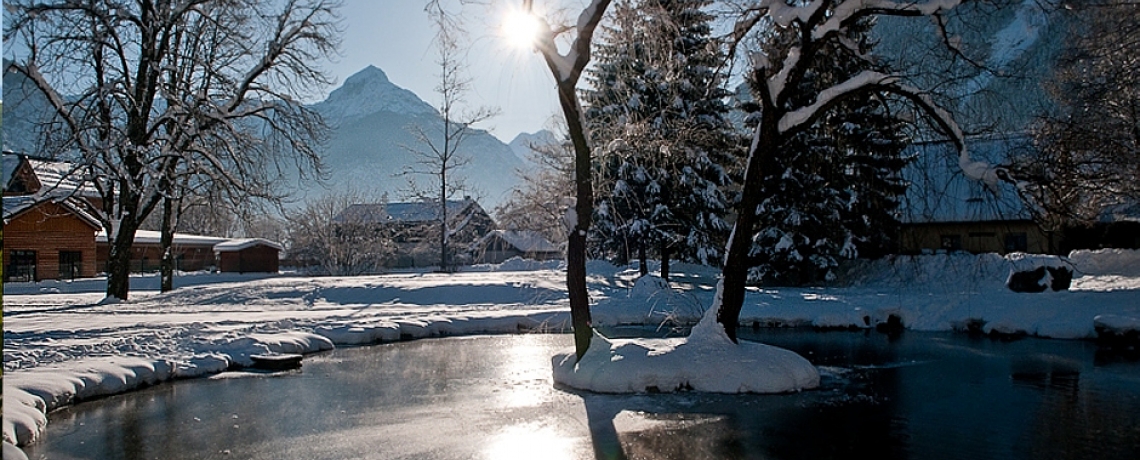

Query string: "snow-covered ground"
[4, 250, 1140, 456]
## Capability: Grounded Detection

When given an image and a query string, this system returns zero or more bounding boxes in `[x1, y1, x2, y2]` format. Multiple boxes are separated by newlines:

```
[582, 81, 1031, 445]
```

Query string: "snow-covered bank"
[4, 251, 1140, 451]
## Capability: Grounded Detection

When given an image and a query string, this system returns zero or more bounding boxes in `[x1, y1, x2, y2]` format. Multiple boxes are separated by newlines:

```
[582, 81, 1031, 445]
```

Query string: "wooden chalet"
[3, 153, 103, 281]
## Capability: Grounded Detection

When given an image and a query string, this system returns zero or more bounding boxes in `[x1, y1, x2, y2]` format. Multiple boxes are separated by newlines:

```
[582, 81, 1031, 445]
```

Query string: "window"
[6, 250, 37, 282]
[59, 251, 83, 280]
[1005, 232, 1028, 253]
[940, 234, 963, 251]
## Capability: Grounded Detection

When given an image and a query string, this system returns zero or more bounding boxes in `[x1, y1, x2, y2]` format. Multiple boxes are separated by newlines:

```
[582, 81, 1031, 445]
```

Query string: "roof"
[334, 199, 480, 224]
[1, 152, 100, 198]
[2, 195, 101, 228]
[214, 238, 284, 253]
[477, 230, 560, 253]
[96, 230, 229, 247]
[899, 135, 1034, 224]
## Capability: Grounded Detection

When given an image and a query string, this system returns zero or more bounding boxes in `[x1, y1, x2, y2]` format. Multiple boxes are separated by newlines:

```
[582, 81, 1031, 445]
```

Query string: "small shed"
[214, 238, 283, 273]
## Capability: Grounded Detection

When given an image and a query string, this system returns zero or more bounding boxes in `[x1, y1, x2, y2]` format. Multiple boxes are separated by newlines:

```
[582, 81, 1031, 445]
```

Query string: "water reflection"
[24, 331, 1140, 460]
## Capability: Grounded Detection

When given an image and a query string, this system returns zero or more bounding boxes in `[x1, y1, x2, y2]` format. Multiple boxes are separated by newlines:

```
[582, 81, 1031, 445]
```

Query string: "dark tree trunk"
[160, 196, 177, 293]
[638, 243, 648, 277]
[717, 112, 780, 343]
[106, 220, 141, 301]
[559, 80, 594, 361]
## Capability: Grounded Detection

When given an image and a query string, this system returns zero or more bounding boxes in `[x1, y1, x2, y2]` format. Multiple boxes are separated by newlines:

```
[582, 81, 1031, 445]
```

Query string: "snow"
[213, 238, 285, 253]
[95, 229, 229, 246]
[5, 250, 1140, 453]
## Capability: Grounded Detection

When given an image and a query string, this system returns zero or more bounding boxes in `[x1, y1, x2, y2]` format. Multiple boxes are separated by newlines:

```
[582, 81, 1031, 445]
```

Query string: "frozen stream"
[25, 330, 1140, 459]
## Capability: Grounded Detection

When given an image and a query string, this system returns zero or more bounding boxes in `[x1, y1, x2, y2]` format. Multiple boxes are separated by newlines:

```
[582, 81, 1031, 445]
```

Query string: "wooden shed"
[3, 197, 100, 281]
[214, 239, 283, 273]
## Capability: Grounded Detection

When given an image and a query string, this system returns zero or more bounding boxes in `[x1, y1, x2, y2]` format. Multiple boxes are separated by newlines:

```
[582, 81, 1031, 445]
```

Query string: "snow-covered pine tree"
[584, 0, 738, 276]
[746, 15, 909, 286]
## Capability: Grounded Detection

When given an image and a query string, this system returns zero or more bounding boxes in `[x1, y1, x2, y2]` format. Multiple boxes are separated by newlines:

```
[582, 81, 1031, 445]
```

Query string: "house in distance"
[333, 197, 495, 268]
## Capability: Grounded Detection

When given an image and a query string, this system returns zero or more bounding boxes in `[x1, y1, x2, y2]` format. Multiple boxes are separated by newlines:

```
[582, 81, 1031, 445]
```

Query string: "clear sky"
[323, 1, 577, 144]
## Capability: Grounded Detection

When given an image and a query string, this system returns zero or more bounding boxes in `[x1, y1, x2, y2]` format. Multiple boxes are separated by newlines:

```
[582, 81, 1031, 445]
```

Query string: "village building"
[95, 230, 229, 273]
[3, 196, 101, 281]
[214, 238, 284, 273]
[897, 136, 1051, 255]
[471, 230, 562, 264]
[333, 197, 496, 268]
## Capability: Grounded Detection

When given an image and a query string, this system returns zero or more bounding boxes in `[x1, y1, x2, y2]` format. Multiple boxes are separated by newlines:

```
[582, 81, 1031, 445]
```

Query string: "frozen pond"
[25, 330, 1140, 459]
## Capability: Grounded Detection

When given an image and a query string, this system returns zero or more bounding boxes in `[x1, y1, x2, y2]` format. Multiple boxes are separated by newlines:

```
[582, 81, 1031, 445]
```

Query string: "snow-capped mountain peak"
[315, 65, 437, 122]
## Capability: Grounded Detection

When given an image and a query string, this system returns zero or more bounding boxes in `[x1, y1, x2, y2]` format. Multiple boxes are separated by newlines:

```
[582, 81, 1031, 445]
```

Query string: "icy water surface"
[26, 330, 1140, 459]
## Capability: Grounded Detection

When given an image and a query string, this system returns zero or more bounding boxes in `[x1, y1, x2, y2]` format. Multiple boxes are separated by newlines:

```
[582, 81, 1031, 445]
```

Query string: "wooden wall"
[3, 202, 98, 281]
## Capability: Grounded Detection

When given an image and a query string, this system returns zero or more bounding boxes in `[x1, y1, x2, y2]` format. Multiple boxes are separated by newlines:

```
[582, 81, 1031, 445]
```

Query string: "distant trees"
[495, 132, 575, 247]
[5, 0, 342, 300]
[403, 1, 498, 272]
[1022, 0, 1140, 230]
[584, 0, 738, 279]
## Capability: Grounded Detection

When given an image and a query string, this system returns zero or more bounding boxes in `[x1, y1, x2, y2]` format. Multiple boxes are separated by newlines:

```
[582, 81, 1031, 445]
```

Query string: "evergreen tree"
[747, 16, 910, 286]
[584, 0, 738, 276]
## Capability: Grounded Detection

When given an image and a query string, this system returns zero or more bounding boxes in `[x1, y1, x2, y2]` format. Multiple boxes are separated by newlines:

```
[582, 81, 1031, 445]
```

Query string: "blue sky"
[325, 1, 569, 143]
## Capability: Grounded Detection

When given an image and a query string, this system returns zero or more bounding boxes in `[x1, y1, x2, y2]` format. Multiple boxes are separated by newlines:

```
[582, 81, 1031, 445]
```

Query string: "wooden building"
[214, 239, 283, 273]
[898, 136, 1051, 255]
[96, 230, 228, 273]
[3, 197, 100, 281]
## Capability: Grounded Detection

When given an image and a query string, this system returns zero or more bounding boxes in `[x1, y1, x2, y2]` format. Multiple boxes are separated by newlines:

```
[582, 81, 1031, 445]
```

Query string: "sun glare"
[502, 9, 541, 50]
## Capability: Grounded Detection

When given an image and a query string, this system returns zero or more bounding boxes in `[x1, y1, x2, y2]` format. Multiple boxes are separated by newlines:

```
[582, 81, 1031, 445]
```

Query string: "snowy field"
[4, 250, 1140, 455]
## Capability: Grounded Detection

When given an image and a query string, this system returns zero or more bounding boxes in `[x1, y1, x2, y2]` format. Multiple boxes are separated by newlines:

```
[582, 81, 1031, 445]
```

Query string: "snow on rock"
[3, 442, 28, 460]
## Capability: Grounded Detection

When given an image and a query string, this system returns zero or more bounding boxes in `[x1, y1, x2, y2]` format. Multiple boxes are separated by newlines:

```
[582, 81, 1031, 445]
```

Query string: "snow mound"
[1069, 249, 1140, 277]
[552, 330, 820, 394]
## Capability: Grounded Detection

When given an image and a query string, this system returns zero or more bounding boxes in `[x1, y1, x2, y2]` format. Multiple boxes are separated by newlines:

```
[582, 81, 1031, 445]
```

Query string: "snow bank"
[1069, 248, 1140, 277]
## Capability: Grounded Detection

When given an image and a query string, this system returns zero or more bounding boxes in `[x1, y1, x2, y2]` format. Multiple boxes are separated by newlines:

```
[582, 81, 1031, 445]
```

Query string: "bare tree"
[495, 129, 574, 247]
[1020, 0, 1140, 232]
[712, 0, 1015, 342]
[523, 0, 613, 360]
[402, 2, 498, 272]
[5, 0, 341, 300]
[287, 188, 395, 276]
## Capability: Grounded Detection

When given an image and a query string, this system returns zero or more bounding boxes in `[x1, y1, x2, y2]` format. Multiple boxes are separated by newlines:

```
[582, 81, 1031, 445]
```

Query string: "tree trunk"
[716, 115, 779, 343]
[559, 80, 594, 361]
[160, 196, 177, 293]
[105, 221, 141, 301]
[638, 243, 648, 277]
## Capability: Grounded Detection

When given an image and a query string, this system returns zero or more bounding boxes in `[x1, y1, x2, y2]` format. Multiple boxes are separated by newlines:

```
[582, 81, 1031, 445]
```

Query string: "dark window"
[59, 251, 83, 280]
[7, 250, 37, 282]
[1005, 232, 1028, 253]
[940, 234, 963, 251]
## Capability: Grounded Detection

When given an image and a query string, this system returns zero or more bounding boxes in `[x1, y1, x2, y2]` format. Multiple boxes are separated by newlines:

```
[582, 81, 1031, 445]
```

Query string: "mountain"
[3, 64, 59, 154]
[871, 0, 1065, 134]
[311, 66, 523, 209]
[508, 129, 560, 167]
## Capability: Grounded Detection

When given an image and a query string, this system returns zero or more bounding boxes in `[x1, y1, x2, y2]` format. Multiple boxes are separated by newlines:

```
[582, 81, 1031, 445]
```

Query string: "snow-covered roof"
[96, 230, 229, 247]
[213, 238, 284, 253]
[334, 199, 480, 225]
[899, 135, 1033, 224]
[3, 195, 101, 227]
[479, 230, 560, 253]
[2, 152, 101, 198]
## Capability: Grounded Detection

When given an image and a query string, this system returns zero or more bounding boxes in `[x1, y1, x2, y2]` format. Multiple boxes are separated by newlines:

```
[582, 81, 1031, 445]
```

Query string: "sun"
[501, 9, 541, 50]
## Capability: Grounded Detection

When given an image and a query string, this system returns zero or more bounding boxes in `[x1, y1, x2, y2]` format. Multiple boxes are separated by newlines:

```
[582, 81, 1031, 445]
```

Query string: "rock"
[1046, 266, 1072, 291]
[1007, 266, 1048, 293]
